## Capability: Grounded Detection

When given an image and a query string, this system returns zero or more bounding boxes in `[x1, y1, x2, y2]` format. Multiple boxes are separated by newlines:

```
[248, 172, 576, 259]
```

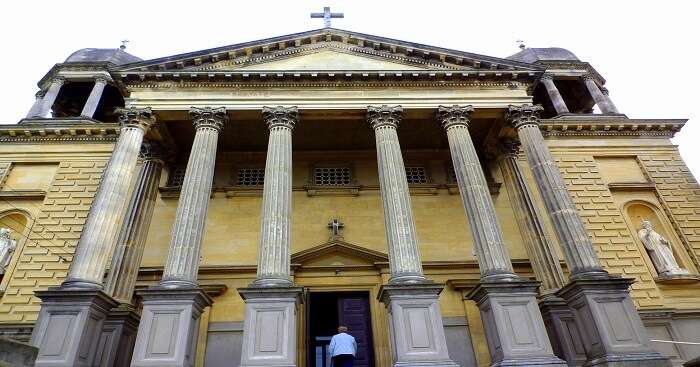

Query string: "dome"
[64, 48, 142, 65]
[506, 47, 580, 63]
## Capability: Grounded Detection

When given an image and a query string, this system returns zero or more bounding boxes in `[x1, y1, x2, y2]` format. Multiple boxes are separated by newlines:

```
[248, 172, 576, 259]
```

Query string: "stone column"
[369, 105, 426, 284]
[31, 107, 155, 367]
[499, 140, 586, 365]
[26, 91, 45, 118]
[601, 87, 620, 114]
[540, 74, 569, 115]
[80, 77, 108, 118]
[438, 105, 565, 367]
[94, 143, 165, 367]
[161, 107, 226, 287]
[369, 105, 458, 367]
[65, 107, 156, 289]
[104, 142, 164, 303]
[252, 106, 297, 287]
[35, 77, 65, 118]
[582, 74, 618, 114]
[506, 104, 670, 367]
[239, 106, 303, 367]
[130, 107, 223, 367]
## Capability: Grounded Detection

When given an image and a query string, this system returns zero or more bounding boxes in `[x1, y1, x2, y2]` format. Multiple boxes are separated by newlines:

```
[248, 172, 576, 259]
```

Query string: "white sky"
[1, 0, 698, 178]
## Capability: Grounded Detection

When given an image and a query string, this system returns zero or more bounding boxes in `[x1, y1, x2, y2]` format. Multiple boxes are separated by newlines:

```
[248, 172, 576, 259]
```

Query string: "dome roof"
[64, 48, 142, 65]
[506, 47, 579, 63]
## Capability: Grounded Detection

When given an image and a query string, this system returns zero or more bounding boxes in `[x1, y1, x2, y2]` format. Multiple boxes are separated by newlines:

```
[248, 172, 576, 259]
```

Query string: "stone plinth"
[556, 277, 671, 367]
[538, 294, 586, 366]
[95, 305, 140, 367]
[0, 337, 38, 367]
[467, 280, 567, 367]
[378, 283, 458, 367]
[238, 286, 303, 367]
[130, 287, 212, 367]
[31, 288, 118, 367]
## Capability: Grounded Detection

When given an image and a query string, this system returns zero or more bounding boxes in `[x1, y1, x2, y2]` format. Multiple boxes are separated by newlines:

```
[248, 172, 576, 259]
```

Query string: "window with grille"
[169, 166, 186, 186]
[405, 166, 428, 184]
[314, 167, 351, 186]
[236, 168, 265, 186]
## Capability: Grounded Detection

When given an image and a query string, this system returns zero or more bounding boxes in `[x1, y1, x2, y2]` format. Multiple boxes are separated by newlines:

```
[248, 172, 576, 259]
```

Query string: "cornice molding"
[123, 79, 528, 90]
[0, 122, 119, 143]
[540, 117, 686, 138]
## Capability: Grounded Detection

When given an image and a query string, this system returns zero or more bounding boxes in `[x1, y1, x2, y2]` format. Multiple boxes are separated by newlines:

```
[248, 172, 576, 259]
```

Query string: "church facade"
[0, 27, 699, 367]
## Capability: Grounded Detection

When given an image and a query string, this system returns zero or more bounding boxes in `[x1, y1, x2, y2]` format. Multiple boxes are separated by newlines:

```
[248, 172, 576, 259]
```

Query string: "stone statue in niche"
[638, 220, 688, 276]
[0, 228, 17, 274]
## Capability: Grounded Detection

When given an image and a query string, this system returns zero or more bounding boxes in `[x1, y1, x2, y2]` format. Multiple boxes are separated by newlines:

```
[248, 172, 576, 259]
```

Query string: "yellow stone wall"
[0, 142, 114, 322]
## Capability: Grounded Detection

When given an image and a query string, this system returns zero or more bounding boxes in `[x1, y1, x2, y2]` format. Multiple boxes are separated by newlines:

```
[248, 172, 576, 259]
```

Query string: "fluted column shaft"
[369, 105, 426, 284]
[26, 91, 45, 118]
[437, 106, 516, 281]
[582, 75, 618, 114]
[500, 141, 566, 292]
[601, 87, 620, 114]
[105, 145, 164, 303]
[506, 105, 606, 279]
[64, 107, 155, 288]
[540, 75, 569, 115]
[253, 106, 298, 287]
[36, 77, 65, 118]
[161, 107, 226, 287]
[80, 77, 108, 118]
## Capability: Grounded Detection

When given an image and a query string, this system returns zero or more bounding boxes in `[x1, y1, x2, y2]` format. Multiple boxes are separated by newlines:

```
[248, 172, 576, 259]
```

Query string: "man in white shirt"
[328, 326, 357, 367]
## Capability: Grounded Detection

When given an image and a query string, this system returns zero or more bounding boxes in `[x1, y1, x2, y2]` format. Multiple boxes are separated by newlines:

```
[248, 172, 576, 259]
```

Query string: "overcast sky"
[1, 0, 698, 178]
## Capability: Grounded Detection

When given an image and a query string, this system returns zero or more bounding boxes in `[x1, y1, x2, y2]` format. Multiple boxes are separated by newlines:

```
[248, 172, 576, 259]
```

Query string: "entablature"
[540, 117, 686, 138]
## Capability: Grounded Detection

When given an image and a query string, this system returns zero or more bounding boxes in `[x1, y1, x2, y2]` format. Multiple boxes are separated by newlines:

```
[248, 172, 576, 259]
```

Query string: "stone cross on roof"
[327, 218, 344, 239]
[310, 6, 344, 28]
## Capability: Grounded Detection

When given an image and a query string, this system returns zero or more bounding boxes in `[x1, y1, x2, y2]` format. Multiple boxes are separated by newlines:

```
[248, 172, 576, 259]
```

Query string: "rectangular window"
[314, 167, 351, 186]
[168, 166, 186, 187]
[405, 166, 428, 184]
[236, 168, 265, 186]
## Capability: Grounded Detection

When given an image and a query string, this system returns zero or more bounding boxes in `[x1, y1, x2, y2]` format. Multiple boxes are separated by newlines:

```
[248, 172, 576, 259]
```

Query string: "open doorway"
[308, 291, 374, 367]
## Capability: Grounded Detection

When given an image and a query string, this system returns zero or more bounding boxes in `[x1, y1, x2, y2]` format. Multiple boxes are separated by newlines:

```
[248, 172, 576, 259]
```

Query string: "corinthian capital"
[115, 106, 156, 131]
[190, 107, 227, 132]
[262, 106, 298, 130]
[139, 141, 168, 162]
[505, 104, 543, 130]
[367, 105, 402, 129]
[437, 105, 474, 130]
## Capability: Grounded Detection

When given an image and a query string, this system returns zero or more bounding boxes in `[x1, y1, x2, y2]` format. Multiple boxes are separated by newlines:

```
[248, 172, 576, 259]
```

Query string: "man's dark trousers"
[332, 354, 354, 367]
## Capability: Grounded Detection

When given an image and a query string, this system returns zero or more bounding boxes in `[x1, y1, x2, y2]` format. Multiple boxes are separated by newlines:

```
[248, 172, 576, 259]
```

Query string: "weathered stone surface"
[0, 337, 37, 367]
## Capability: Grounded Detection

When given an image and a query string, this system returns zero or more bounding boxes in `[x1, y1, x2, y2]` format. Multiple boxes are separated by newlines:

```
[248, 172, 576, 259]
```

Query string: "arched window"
[0, 210, 32, 293]
[622, 200, 697, 277]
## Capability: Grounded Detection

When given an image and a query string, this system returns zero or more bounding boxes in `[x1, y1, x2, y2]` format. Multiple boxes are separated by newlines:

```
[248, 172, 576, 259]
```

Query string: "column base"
[538, 294, 587, 366]
[31, 287, 119, 367]
[466, 279, 567, 367]
[129, 286, 212, 367]
[238, 286, 303, 367]
[555, 276, 671, 367]
[95, 304, 140, 367]
[378, 283, 458, 367]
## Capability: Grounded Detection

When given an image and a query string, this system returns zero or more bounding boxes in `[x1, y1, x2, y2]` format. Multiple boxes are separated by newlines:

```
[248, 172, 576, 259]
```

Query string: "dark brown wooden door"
[337, 295, 374, 367]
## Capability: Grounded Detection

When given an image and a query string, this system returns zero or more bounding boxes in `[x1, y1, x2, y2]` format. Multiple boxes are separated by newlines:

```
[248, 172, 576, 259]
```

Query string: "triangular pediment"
[116, 28, 542, 74]
[292, 238, 388, 268]
[194, 46, 435, 71]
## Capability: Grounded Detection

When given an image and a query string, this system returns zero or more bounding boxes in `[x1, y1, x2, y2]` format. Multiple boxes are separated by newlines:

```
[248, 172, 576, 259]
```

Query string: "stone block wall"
[549, 153, 664, 307]
[0, 160, 106, 322]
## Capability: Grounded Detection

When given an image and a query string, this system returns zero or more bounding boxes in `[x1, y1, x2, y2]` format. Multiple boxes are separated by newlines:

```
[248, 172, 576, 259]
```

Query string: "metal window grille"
[405, 166, 428, 184]
[169, 166, 186, 186]
[236, 168, 265, 186]
[314, 167, 351, 186]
